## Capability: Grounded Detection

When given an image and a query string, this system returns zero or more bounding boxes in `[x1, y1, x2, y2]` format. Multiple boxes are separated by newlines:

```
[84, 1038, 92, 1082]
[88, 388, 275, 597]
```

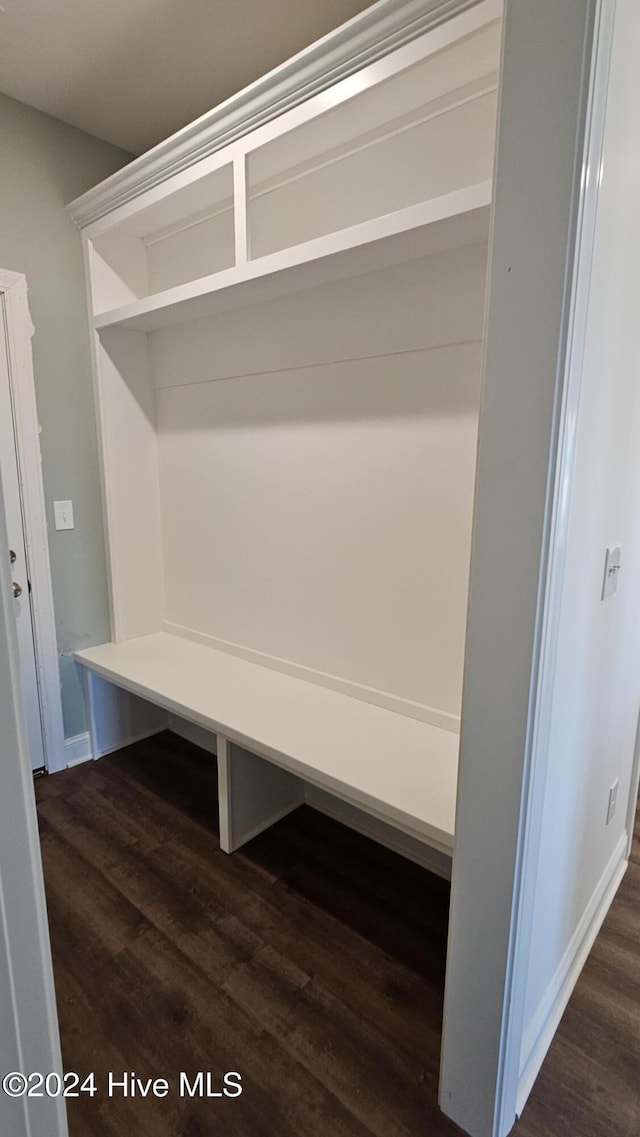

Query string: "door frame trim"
[0, 269, 65, 773]
[0, 461, 68, 1137]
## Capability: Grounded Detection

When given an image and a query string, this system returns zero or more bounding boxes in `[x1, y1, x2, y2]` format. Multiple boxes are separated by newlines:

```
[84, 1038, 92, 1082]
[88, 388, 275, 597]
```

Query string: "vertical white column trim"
[496, 0, 616, 1125]
[440, 2, 602, 1134]
[233, 156, 249, 265]
[217, 734, 232, 852]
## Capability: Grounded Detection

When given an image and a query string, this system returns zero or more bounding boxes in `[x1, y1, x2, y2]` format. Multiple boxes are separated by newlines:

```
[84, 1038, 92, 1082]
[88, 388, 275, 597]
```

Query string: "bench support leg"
[217, 735, 304, 853]
[84, 671, 168, 759]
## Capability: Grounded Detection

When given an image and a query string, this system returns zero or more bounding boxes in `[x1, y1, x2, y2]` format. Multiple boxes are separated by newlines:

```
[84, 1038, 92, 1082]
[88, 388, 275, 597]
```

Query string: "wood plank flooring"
[35, 731, 640, 1137]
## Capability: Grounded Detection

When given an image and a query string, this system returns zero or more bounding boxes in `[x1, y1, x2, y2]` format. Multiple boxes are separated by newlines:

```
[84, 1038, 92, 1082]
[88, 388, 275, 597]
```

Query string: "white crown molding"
[67, 0, 485, 228]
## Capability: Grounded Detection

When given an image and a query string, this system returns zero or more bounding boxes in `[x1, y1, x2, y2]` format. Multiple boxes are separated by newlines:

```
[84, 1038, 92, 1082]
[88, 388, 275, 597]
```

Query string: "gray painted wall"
[0, 92, 132, 738]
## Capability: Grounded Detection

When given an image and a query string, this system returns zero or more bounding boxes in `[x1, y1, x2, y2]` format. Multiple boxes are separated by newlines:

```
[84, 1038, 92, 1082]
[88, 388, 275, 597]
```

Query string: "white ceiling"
[0, 0, 375, 156]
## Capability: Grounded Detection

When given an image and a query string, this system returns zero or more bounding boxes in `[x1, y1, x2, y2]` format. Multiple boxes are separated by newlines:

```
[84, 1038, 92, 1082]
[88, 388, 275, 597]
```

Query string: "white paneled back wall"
[154, 242, 487, 725]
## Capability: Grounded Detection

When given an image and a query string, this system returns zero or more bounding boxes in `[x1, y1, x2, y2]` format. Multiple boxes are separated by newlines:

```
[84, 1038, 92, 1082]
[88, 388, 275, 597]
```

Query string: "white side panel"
[520, 0, 640, 1096]
[155, 250, 483, 721]
[96, 327, 163, 641]
[440, 1, 599, 1134]
[167, 713, 218, 755]
[90, 230, 149, 312]
[218, 735, 304, 853]
[86, 671, 168, 758]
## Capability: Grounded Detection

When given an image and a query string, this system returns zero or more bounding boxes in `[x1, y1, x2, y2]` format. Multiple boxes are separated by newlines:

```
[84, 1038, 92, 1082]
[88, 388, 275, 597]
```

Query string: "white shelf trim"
[93, 181, 491, 331]
[233, 156, 249, 265]
[165, 620, 461, 731]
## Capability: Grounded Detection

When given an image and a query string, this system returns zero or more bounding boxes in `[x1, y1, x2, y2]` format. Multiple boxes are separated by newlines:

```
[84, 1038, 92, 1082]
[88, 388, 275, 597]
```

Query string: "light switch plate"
[602, 546, 621, 600]
[53, 500, 74, 531]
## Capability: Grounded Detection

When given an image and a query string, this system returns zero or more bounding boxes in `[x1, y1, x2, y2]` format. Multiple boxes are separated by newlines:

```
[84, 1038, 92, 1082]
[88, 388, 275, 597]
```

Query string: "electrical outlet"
[53, 500, 74, 531]
[606, 778, 619, 825]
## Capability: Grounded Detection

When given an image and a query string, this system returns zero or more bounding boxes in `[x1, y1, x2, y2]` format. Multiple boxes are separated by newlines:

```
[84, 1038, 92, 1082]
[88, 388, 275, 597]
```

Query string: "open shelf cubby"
[246, 16, 499, 257]
[89, 163, 235, 315]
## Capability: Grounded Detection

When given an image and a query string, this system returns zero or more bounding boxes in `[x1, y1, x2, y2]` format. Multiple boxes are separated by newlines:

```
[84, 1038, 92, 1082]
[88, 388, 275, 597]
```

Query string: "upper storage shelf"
[85, 4, 501, 333]
[90, 164, 235, 314]
[93, 185, 491, 332]
[247, 19, 498, 257]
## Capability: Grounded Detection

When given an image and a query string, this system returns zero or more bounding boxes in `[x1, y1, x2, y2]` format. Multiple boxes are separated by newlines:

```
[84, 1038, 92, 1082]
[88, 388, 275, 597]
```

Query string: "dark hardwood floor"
[35, 732, 640, 1137]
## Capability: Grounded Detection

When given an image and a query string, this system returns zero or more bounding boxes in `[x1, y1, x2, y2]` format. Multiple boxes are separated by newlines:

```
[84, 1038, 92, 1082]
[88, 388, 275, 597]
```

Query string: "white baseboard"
[65, 720, 204, 769]
[94, 725, 167, 760]
[304, 785, 453, 879]
[517, 831, 628, 1115]
[63, 731, 93, 767]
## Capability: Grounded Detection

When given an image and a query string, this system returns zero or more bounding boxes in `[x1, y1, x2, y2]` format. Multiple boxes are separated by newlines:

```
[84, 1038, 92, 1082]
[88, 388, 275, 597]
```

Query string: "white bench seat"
[75, 632, 458, 855]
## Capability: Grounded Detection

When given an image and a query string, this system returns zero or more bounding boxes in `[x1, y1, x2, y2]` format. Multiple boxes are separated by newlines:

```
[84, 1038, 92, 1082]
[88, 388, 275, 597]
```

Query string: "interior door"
[0, 298, 46, 771]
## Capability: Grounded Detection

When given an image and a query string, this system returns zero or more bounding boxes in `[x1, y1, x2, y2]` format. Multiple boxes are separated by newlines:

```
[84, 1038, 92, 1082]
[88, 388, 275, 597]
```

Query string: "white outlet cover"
[53, 500, 74, 531]
[602, 545, 621, 600]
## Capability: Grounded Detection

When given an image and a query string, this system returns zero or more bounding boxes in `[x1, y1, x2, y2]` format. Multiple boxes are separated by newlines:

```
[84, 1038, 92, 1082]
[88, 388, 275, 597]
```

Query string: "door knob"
[13, 581, 22, 598]
[9, 549, 16, 564]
